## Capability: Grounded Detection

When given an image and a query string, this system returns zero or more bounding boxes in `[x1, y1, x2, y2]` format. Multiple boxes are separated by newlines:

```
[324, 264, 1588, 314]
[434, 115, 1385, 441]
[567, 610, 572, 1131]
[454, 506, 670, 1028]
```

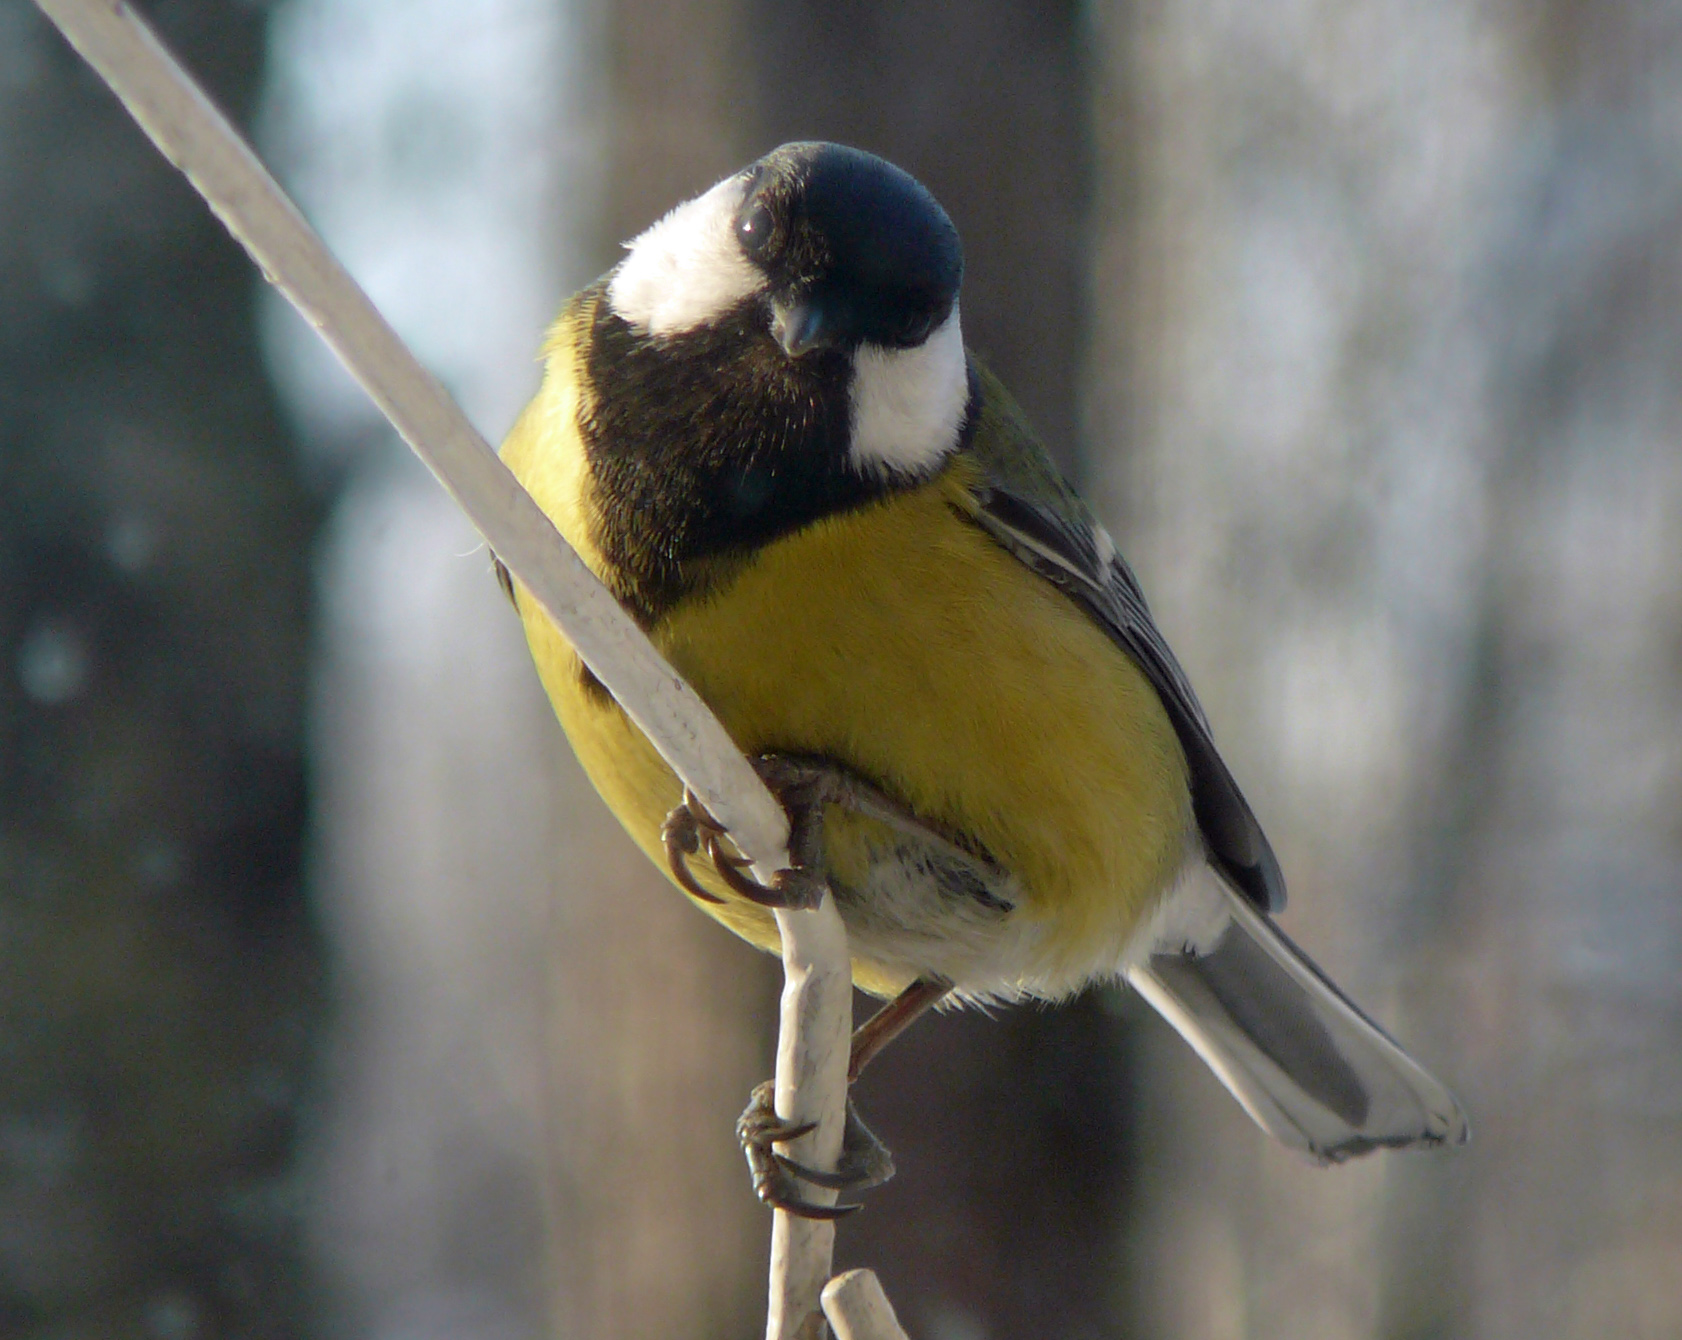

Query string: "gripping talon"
[703, 833, 828, 911]
[764, 1188, 860, 1221]
[702, 832, 797, 908]
[661, 801, 725, 904]
[659, 782, 829, 911]
[736, 1080, 894, 1217]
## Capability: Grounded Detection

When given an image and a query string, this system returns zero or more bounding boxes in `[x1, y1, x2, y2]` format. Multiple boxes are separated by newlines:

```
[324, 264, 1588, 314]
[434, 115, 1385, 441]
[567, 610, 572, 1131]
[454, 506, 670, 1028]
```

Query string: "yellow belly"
[500, 343, 1193, 999]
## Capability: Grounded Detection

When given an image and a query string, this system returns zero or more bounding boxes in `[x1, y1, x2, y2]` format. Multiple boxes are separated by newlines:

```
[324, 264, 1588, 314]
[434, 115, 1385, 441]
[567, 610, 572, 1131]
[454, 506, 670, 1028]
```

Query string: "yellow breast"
[501, 309, 1194, 999]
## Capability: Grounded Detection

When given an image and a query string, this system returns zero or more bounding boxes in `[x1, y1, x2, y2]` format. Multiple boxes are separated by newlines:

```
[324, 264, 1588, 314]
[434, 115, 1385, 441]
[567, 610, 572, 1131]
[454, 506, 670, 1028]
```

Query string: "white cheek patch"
[607, 174, 767, 336]
[849, 306, 968, 478]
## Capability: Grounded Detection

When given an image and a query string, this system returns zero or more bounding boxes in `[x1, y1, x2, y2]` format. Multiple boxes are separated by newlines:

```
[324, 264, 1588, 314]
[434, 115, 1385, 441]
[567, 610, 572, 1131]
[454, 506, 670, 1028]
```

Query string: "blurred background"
[3, 0, 1681, 1336]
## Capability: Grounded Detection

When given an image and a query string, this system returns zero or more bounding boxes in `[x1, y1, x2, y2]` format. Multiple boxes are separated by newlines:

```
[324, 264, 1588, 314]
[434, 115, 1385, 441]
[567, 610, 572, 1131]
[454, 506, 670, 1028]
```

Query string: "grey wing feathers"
[967, 480, 1287, 913]
[1127, 878, 1470, 1161]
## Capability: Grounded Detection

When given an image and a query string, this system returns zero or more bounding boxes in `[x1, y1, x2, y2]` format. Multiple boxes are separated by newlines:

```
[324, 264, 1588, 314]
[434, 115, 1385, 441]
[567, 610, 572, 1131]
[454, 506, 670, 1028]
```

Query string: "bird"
[496, 140, 1468, 1216]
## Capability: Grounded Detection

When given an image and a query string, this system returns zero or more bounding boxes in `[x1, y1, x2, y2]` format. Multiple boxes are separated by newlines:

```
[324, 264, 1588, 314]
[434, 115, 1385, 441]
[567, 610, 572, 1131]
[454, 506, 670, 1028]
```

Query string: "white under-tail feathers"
[1126, 873, 1469, 1163]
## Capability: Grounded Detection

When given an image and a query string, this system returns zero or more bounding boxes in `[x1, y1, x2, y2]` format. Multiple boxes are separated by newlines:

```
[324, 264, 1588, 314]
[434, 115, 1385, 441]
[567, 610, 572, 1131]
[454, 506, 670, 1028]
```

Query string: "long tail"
[1126, 878, 1469, 1163]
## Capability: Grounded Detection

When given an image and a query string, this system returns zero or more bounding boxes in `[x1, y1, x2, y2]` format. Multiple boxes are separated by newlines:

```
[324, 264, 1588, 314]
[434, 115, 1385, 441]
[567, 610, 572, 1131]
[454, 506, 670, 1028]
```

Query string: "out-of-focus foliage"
[0, 3, 322, 1336]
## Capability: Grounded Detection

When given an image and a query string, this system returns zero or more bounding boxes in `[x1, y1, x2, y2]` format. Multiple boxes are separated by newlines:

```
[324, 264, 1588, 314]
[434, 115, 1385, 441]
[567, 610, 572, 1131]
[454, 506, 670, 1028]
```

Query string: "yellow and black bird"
[498, 141, 1467, 1215]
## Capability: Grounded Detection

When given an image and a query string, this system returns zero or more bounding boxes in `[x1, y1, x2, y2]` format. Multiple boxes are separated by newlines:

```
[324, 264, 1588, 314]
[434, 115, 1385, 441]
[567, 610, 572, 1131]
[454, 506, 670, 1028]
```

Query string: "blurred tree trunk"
[742, 7, 1133, 1339]
[263, 1, 584, 1333]
[0, 4, 324, 1337]
[1086, 2, 1682, 1338]
[264, 0, 777, 1335]
[251, 0, 773, 1335]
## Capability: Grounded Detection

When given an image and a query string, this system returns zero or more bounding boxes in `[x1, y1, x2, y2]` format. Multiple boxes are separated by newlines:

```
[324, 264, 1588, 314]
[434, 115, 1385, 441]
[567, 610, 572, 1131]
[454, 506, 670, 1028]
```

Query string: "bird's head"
[605, 142, 970, 478]
[734, 142, 962, 358]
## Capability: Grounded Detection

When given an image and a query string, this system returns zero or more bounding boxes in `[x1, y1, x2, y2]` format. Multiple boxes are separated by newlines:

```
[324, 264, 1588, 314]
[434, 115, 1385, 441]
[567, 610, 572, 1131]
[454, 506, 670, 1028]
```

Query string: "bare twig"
[32, 2, 852, 1334]
[766, 908, 851, 1338]
[823, 1270, 913, 1340]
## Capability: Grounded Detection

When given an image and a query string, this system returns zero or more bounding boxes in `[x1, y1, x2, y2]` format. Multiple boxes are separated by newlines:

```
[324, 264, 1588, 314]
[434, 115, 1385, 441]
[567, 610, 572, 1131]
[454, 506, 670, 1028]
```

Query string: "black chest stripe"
[579, 290, 982, 626]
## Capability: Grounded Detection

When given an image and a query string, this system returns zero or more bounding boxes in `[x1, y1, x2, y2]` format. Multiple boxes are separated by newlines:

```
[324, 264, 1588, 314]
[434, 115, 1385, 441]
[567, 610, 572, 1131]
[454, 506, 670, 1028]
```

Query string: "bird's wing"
[957, 362, 1286, 912]
[955, 365, 1471, 1159]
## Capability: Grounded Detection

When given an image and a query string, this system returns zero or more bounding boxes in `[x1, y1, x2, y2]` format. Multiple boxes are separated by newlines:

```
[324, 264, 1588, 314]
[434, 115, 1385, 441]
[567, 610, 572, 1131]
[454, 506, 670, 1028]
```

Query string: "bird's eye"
[878, 309, 936, 348]
[897, 313, 935, 346]
[736, 201, 775, 255]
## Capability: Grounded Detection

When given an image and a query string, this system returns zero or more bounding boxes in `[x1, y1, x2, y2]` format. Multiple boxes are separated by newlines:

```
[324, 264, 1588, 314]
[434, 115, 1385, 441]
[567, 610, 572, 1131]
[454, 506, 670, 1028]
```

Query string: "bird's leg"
[849, 975, 953, 1083]
[738, 974, 952, 1219]
[755, 754, 1007, 884]
[670, 751, 969, 1214]
[664, 752, 1004, 914]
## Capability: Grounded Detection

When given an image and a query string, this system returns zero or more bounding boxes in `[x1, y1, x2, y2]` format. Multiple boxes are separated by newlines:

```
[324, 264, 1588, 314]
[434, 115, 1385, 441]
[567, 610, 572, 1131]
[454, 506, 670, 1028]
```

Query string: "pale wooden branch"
[32, 2, 853, 1334]
[823, 1270, 913, 1340]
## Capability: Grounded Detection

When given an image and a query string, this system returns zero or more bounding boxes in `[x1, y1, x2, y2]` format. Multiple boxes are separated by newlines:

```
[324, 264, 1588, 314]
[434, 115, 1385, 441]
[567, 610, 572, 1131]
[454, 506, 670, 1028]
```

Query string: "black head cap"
[734, 142, 963, 354]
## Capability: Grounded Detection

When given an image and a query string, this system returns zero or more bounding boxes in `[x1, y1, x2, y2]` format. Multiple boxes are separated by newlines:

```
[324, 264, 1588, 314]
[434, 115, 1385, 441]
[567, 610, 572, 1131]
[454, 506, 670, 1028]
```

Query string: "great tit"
[498, 141, 1467, 1211]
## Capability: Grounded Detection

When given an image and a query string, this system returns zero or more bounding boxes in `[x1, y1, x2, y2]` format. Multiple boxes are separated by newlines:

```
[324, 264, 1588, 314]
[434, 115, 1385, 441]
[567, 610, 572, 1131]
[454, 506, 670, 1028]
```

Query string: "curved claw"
[736, 1080, 893, 1218]
[735, 1081, 811, 1147]
[770, 1101, 895, 1192]
[764, 1188, 861, 1221]
[661, 800, 725, 904]
[702, 833, 773, 903]
[661, 783, 828, 911]
[771, 1150, 883, 1193]
[702, 832, 827, 910]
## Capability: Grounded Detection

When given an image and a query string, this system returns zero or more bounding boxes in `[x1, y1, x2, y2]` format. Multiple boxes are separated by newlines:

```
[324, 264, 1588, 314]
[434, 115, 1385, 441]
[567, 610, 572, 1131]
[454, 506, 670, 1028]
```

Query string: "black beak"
[772, 299, 833, 358]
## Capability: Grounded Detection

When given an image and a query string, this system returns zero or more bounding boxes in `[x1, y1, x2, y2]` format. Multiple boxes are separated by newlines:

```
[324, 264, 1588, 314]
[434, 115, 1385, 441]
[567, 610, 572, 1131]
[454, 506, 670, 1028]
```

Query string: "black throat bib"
[580, 289, 890, 623]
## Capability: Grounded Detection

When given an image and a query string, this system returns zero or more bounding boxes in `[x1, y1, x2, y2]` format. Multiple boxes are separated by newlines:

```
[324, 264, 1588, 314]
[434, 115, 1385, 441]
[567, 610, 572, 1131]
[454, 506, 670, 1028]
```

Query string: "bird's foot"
[736, 1080, 895, 1219]
[663, 752, 1004, 912]
[660, 777, 827, 911]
